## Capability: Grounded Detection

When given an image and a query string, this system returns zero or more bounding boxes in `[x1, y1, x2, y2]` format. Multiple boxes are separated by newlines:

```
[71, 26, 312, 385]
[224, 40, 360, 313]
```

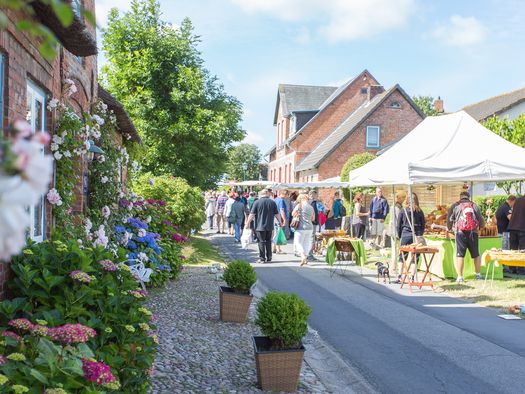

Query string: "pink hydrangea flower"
[98, 260, 116, 272]
[2, 330, 22, 342]
[70, 270, 92, 284]
[46, 188, 63, 206]
[8, 318, 33, 332]
[48, 324, 96, 344]
[82, 359, 116, 385]
[31, 325, 49, 336]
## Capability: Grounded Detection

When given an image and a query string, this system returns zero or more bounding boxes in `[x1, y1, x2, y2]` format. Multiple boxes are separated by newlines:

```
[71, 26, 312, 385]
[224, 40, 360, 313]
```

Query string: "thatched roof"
[98, 86, 141, 143]
[31, 0, 97, 57]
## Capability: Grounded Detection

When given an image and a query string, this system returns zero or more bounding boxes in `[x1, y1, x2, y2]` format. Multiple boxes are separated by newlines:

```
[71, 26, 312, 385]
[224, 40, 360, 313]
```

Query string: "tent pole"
[391, 185, 397, 273]
[349, 188, 353, 237]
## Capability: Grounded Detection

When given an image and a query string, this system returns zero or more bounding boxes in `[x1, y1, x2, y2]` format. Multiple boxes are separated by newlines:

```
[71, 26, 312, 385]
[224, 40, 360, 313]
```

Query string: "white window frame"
[366, 125, 380, 148]
[26, 81, 46, 243]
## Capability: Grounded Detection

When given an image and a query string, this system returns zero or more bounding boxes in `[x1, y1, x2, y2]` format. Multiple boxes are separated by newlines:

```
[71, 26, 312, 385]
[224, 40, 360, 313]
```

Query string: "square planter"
[219, 286, 253, 323]
[252, 336, 305, 392]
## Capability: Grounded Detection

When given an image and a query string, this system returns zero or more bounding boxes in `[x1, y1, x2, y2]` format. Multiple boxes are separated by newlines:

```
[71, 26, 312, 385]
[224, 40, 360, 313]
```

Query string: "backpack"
[457, 202, 479, 231]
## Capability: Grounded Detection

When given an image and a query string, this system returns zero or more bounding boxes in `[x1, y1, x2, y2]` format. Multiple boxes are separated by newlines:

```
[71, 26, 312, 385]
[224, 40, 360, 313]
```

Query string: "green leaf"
[82, 9, 97, 26]
[51, 0, 74, 27]
[30, 368, 49, 384]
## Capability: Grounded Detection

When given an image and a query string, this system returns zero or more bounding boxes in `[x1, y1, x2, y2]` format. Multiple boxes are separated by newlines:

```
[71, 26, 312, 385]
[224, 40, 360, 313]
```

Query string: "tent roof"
[349, 111, 525, 186]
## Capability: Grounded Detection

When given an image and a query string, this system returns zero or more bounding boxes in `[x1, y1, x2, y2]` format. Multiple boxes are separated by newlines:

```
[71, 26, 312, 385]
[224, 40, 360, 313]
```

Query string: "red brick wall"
[291, 71, 380, 154]
[316, 89, 424, 180]
[0, 3, 98, 299]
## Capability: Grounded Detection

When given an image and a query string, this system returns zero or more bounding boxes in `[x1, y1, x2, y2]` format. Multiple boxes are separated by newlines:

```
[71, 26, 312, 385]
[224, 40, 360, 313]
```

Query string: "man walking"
[369, 187, 389, 246]
[308, 190, 319, 259]
[245, 189, 282, 263]
[508, 195, 525, 250]
[447, 191, 485, 283]
[215, 191, 228, 234]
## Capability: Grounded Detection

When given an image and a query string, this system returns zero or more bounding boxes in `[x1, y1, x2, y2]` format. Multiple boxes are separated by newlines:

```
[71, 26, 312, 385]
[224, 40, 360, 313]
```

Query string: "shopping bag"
[241, 230, 252, 249]
[276, 228, 287, 246]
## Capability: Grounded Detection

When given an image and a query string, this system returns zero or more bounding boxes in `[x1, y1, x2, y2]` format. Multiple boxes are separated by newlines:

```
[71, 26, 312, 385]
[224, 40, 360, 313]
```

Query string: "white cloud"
[243, 130, 265, 145]
[432, 15, 488, 47]
[229, 0, 415, 42]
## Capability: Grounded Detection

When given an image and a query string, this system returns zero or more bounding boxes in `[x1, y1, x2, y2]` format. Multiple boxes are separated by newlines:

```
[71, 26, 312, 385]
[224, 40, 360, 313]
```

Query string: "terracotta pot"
[252, 336, 305, 392]
[219, 286, 252, 323]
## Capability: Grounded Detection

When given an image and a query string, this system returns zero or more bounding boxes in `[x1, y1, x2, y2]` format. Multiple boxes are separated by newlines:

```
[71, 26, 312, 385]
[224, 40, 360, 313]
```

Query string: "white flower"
[48, 98, 59, 109]
[97, 155, 106, 163]
[102, 206, 111, 218]
[131, 161, 140, 172]
[77, 239, 83, 245]
[92, 114, 105, 126]
[84, 140, 91, 151]
[127, 204, 133, 211]
[119, 191, 125, 198]
[54, 151, 63, 161]
[46, 188, 63, 206]
[101, 176, 108, 184]
[146, 216, 152, 223]
[63, 151, 72, 158]
[138, 252, 149, 262]
[85, 218, 93, 233]
[138, 229, 147, 237]
[93, 225, 109, 248]
[10, 139, 53, 194]
[61, 130, 68, 138]
[50, 143, 59, 152]
[52, 135, 63, 144]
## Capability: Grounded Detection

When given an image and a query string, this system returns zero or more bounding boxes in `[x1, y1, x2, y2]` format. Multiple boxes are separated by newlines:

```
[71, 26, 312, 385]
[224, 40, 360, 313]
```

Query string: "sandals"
[300, 258, 308, 267]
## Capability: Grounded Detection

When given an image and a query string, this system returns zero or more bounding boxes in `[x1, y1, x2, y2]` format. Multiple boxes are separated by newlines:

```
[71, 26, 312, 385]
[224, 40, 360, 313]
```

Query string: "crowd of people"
[203, 188, 344, 265]
[204, 186, 525, 279]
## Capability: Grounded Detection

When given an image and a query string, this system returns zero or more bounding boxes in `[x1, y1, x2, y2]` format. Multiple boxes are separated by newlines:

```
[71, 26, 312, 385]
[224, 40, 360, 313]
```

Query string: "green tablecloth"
[424, 236, 502, 279]
[325, 238, 366, 268]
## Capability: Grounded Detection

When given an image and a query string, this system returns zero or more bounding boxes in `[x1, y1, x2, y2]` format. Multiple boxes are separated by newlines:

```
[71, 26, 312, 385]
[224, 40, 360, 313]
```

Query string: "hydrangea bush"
[0, 240, 157, 393]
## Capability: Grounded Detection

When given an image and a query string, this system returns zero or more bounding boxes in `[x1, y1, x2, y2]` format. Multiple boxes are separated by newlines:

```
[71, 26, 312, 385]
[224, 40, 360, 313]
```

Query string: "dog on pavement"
[375, 262, 390, 284]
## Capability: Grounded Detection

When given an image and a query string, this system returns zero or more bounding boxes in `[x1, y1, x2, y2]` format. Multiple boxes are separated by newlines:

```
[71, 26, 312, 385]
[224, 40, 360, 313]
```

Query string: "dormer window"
[360, 88, 367, 94]
[390, 101, 401, 108]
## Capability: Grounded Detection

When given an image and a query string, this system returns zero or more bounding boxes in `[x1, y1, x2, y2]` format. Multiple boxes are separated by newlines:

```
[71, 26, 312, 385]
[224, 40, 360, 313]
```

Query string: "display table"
[482, 250, 525, 287]
[325, 237, 366, 268]
[423, 235, 502, 279]
[399, 246, 438, 293]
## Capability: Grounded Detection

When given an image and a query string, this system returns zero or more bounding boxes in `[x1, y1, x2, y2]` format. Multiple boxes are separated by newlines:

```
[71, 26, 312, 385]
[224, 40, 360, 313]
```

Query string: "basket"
[253, 336, 305, 392]
[334, 238, 354, 253]
[219, 286, 252, 323]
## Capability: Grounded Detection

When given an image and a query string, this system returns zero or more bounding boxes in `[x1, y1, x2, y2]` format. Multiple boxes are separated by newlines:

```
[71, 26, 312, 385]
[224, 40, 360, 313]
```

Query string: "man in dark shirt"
[495, 196, 515, 250]
[508, 195, 525, 251]
[245, 189, 282, 263]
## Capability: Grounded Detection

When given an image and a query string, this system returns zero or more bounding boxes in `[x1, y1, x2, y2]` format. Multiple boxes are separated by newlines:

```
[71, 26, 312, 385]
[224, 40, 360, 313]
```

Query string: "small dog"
[375, 262, 390, 284]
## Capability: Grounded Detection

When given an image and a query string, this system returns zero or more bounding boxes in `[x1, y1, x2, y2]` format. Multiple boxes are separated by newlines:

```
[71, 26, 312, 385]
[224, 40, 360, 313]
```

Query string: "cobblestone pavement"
[147, 266, 328, 393]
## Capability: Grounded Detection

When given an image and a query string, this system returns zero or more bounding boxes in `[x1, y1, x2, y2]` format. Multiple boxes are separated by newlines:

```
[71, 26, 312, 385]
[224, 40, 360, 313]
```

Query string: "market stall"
[349, 111, 525, 280]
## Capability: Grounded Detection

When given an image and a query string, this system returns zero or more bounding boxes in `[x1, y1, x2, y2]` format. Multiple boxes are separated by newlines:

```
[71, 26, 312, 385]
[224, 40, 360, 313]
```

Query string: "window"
[278, 167, 282, 183]
[288, 165, 292, 183]
[366, 126, 380, 148]
[284, 164, 288, 182]
[26, 81, 46, 242]
[390, 101, 401, 108]
[360, 87, 368, 94]
[0, 54, 4, 124]
[72, 0, 82, 18]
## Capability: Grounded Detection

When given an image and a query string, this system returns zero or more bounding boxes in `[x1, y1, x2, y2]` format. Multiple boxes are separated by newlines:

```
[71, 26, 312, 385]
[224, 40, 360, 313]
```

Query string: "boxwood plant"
[255, 292, 312, 350]
[223, 260, 257, 294]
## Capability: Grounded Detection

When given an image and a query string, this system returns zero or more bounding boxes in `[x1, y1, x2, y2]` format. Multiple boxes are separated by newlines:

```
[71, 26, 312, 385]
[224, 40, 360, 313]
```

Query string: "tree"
[226, 143, 262, 181]
[101, 0, 245, 189]
[483, 114, 525, 194]
[412, 95, 439, 116]
[340, 152, 376, 201]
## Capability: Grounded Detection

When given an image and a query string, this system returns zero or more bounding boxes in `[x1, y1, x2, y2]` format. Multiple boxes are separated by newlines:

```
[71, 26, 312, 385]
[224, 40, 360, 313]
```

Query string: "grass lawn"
[183, 233, 225, 266]
[434, 276, 525, 311]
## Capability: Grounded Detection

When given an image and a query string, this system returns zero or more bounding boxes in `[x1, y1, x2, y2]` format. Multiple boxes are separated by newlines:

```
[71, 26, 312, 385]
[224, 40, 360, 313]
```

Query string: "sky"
[95, 0, 525, 154]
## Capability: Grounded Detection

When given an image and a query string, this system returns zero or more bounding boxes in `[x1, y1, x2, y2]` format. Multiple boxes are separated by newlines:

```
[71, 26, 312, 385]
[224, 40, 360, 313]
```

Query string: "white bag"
[241, 230, 252, 249]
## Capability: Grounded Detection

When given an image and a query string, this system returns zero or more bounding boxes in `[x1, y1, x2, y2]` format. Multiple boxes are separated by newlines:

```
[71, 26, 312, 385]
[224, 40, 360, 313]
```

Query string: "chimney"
[367, 85, 384, 102]
[434, 96, 444, 113]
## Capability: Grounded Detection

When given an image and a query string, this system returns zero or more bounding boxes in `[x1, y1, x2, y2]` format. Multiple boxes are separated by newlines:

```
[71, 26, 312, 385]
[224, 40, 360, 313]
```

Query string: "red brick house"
[0, 1, 138, 295]
[267, 70, 424, 185]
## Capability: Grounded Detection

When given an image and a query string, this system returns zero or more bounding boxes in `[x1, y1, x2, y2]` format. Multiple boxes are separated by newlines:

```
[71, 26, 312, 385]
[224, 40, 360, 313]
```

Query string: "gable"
[463, 86, 525, 121]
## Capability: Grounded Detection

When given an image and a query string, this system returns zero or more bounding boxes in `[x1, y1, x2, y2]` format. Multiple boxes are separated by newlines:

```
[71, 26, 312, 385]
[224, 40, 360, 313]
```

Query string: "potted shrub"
[253, 291, 312, 392]
[220, 260, 257, 322]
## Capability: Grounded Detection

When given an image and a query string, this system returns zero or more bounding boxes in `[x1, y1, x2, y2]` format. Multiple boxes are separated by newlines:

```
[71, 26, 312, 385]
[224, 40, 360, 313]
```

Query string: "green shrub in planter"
[255, 291, 312, 349]
[223, 260, 257, 294]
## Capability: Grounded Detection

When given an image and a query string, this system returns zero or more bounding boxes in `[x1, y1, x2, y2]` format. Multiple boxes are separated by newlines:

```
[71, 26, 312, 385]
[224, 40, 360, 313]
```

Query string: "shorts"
[370, 219, 384, 236]
[455, 231, 479, 258]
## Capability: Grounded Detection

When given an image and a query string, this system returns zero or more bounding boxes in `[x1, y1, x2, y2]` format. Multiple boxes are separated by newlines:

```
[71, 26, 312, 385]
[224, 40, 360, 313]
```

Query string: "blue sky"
[96, 0, 525, 154]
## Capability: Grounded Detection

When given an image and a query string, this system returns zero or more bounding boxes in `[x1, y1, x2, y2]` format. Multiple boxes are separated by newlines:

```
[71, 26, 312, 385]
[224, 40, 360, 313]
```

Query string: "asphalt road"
[209, 232, 525, 394]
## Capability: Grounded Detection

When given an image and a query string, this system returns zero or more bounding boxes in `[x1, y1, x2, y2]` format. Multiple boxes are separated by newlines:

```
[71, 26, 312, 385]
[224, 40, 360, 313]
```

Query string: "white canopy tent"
[349, 111, 525, 187]
[272, 176, 350, 190]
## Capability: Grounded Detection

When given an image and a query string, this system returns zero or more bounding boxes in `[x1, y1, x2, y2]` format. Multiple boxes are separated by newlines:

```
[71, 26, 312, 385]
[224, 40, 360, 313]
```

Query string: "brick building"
[0, 1, 138, 295]
[267, 70, 425, 186]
